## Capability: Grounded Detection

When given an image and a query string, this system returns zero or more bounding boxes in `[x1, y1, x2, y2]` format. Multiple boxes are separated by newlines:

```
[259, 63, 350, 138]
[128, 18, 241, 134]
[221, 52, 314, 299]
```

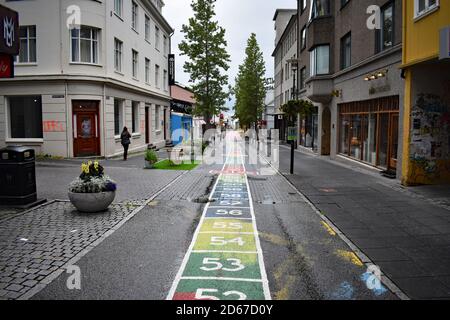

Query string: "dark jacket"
[121, 131, 131, 146]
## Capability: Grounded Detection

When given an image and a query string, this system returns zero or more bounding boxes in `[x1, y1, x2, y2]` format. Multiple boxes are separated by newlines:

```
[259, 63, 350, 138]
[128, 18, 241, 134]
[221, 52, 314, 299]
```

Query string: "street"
[0, 132, 418, 300]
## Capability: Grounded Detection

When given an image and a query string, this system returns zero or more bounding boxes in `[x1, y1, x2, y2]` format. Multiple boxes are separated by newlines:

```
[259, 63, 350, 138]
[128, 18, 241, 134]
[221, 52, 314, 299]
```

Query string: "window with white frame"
[8, 96, 43, 139]
[131, 101, 140, 133]
[163, 35, 168, 56]
[16, 26, 37, 63]
[114, 0, 123, 17]
[154, 105, 161, 130]
[415, 0, 439, 18]
[145, 15, 151, 42]
[163, 70, 168, 91]
[114, 38, 123, 72]
[71, 27, 99, 64]
[145, 58, 150, 84]
[155, 64, 160, 88]
[114, 98, 124, 136]
[155, 25, 160, 50]
[132, 1, 139, 31]
[132, 50, 139, 79]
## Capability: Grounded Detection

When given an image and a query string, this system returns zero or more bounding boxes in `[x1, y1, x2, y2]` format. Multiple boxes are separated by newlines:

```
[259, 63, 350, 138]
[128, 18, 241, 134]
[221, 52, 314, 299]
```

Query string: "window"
[301, 26, 306, 51]
[132, 50, 139, 79]
[155, 26, 160, 50]
[145, 58, 150, 84]
[145, 15, 151, 42]
[132, 1, 138, 31]
[8, 96, 43, 139]
[155, 64, 160, 88]
[71, 27, 99, 64]
[341, 0, 350, 8]
[163, 70, 168, 91]
[415, 0, 439, 18]
[154, 105, 161, 130]
[114, 99, 124, 136]
[114, 38, 123, 72]
[310, 45, 330, 76]
[132, 101, 139, 133]
[114, 0, 123, 17]
[300, 67, 307, 89]
[377, 2, 394, 52]
[163, 35, 168, 56]
[16, 26, 36, 63]
[340, 32, 351, 70]
[301, 0, 307, 13]
[310, 0, 330, 20]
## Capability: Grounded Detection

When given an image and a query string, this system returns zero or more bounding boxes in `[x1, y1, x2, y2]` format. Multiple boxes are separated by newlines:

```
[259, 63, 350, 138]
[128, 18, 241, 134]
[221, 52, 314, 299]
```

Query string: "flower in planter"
[69, 161, 117, 194]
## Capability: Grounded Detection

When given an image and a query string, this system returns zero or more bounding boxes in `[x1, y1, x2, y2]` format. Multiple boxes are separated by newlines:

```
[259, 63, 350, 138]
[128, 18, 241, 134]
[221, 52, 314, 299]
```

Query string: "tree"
[179, 0, 231, 124]
[234, 33, 266, 132]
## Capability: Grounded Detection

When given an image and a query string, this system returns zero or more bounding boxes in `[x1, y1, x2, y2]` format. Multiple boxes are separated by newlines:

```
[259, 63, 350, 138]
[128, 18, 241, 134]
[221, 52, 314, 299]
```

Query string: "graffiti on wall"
[409, 93, 450, 182]
[43, 120, 65, 133]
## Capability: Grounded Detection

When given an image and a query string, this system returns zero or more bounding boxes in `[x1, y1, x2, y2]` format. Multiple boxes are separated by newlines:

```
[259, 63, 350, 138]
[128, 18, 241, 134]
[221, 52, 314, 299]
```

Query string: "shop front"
[338, 96, 399, 171]
[299, 109, 319, 151]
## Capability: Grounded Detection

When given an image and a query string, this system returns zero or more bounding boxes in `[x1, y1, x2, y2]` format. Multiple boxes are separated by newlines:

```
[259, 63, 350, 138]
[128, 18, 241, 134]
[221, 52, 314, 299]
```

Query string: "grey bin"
[0, 146, 37, 206]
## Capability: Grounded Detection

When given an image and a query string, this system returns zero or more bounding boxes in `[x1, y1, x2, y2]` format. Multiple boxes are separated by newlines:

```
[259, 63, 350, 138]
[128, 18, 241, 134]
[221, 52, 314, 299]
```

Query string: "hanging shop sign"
[440, 26, 450, 60]
[0, 53, 13, 78]
[0, 4, 19, 55]
[168, 54, 175, 85]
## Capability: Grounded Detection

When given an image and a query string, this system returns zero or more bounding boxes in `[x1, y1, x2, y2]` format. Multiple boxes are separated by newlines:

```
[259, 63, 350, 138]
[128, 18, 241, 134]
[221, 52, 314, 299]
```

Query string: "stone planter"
[144, 160, 155, 169]
[68, 191, 116, 213]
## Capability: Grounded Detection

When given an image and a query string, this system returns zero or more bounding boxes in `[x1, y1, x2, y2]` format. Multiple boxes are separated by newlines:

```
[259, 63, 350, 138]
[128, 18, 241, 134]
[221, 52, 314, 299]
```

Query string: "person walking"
[121, 127, 132, 161]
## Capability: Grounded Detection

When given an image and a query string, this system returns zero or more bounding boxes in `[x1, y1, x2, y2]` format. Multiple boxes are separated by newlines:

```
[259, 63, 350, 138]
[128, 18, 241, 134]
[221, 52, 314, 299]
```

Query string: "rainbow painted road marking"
[167, 143, 271, 301]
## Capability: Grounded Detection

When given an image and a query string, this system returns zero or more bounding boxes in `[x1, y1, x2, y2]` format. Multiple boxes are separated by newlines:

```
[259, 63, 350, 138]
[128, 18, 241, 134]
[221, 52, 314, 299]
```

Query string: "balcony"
[305, 75, 333, 104]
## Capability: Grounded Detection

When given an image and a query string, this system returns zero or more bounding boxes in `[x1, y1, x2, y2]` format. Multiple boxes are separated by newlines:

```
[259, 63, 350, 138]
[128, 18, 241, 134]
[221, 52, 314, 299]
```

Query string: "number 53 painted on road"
[200, 258, 245, 272]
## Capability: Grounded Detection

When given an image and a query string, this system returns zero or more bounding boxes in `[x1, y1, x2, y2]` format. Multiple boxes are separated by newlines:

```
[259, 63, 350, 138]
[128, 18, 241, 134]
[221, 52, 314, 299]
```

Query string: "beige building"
[0, 0, 173, 158]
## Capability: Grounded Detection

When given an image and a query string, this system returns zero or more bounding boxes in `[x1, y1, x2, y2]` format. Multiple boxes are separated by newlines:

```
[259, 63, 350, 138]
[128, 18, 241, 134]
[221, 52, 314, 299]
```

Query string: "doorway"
[163, 108, 167, 141]
[145, 106, 150, 144]
[388, 113, 399, 170]
[321, 107, 331, 155]
[73, 101, 100, 157]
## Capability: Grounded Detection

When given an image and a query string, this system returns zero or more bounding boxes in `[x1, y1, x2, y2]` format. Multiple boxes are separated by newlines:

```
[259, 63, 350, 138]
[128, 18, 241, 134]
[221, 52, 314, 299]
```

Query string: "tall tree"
[234, 33, 267, 131]
[179, 0, 231, 124]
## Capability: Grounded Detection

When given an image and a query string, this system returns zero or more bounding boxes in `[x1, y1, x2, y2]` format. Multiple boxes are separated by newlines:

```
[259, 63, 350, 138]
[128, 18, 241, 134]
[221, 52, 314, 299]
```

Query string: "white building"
[0, 0, 173, 158]
[272, 9, 297, 141]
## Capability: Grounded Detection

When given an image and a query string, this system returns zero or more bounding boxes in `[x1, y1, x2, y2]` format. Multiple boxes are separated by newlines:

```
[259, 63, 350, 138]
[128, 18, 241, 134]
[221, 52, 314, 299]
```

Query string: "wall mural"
[409, 92, 450, 184]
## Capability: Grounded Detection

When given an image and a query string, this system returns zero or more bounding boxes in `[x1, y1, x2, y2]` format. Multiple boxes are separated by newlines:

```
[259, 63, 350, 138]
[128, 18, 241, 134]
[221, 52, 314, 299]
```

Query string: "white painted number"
[195, 288, 247, 301]
[213, 222, 243, 229]
[215, 209, 243, 216]
[200, 258, 245, 272]
[210, 237, 245, 246]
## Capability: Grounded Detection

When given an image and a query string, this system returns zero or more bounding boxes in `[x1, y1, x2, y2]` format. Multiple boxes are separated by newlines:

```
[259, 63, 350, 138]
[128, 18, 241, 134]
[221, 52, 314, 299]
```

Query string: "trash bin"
[0, 146, 37, 206]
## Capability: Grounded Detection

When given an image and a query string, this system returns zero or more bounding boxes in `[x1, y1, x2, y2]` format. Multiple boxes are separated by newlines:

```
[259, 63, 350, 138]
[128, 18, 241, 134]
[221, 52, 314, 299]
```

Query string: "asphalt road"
[31, 136, 398, 300]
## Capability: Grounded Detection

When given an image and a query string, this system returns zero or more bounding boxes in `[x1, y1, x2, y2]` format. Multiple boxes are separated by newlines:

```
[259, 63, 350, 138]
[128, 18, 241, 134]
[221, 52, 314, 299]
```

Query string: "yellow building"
[401, 0, 450, 185]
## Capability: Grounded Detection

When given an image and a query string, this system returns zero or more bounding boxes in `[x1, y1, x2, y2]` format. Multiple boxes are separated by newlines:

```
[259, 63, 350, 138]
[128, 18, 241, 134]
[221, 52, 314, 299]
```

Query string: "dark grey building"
[295, 0, 404, 178]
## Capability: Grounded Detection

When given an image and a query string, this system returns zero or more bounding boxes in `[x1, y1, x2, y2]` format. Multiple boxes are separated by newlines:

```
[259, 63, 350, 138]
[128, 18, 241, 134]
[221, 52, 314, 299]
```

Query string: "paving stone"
[5, 284, 23, 292]
[22, 280, 38, 288]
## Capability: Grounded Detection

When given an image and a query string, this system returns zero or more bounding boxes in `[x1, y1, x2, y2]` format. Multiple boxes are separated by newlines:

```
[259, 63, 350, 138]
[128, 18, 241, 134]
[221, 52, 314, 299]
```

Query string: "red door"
[73, 101, 100, 157]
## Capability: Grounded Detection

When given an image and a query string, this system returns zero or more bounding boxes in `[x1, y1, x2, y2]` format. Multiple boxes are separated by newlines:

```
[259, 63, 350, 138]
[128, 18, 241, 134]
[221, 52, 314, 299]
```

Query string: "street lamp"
[286, 58, 300, 174]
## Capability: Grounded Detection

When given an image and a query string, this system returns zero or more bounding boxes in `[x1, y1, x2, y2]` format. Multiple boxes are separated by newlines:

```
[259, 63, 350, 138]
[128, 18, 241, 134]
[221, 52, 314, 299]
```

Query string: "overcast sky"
[164, 0, 296, 111]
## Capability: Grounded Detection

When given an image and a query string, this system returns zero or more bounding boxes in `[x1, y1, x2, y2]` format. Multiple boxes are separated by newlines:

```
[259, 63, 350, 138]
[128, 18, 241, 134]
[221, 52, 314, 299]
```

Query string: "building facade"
[401, 0, 450, 185]
[296, 0, 404, 178]
[170, 84, 195, 145]
[272, 9, 297, 141]
[0, 0, 173, 158]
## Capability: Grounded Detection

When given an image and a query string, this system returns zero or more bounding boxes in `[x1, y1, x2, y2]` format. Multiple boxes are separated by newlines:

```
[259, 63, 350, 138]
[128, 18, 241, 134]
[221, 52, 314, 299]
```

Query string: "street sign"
[287, 127, 297, 141]
[0, 4, 19, 56]
[439, 27, 450, 60]
[0, 53, 13, 78]
[168, 54, 175, 85]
